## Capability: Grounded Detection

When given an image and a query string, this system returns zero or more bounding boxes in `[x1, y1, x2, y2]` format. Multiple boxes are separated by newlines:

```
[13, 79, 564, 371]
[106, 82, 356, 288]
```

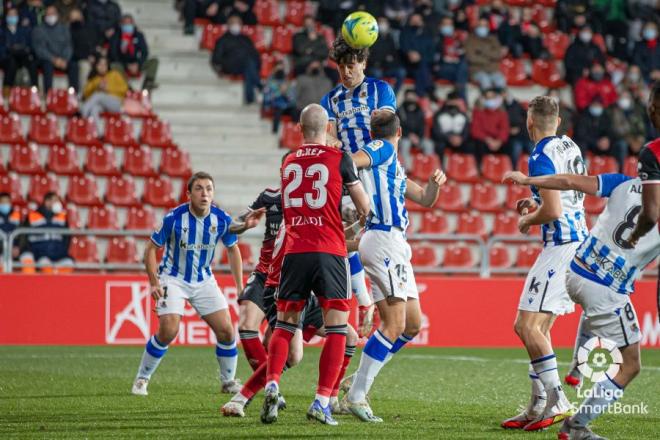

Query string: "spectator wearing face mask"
[521, 23, 547, 60]
[292, 16, 329, 76]
[262, 61, 295, 133]
[469, 88, 510, 164]
[109, 14, 159, 91]
[0, 7, 38, 90]
[573, 97, 626, 169]
[294, 60, 332, 120]
[32, 5, 79, 93]
[86, 0, 122, 45]
[496, 4, 523, 58]
[18, 0, 46, 28]
[620, 65, 648, 103]
[574, 63, 618, 111]
[431, 90, 469, 160]
[397, 89, 435, 169]
[465, 17, 507, 91]
[0, 192, 22, 266]
[366, 16, 406, 93]
[19, 192, 73, 274]
[69, 8, 100, 82]
[400, 13, 436, 97]
[82, 56, 128, 129]
[433, 16, 468, 99]
[632, 21, 660, 84]
[607, 90, 648, 157]
[564, 25, 606, 84]
[384, 0, 414, 29]
[55, 0, 83, 24]
[211, 15, 261, 104]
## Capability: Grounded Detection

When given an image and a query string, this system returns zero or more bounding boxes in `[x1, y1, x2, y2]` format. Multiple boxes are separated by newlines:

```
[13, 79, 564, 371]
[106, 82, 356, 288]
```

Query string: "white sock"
[531, 353, 562, 393]
[569, 312, 591, 376]
[572, 377, 623, 428]
[347, 330, 393, 403]
[231, 392, 250, 405]
[216, 339, 238, 383]
[529, 363, 547, 398]
[349, 254, 371, 307]
[315, 394, 330, 407]
[137, 335, 168, 379]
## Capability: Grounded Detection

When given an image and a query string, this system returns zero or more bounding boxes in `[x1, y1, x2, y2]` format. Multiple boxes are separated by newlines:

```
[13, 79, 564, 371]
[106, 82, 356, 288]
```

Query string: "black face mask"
[309, 68, 321, 76]
[445, 105, 459, 115]
[405, 102, 418, 111]
[273, 70, 285, 80]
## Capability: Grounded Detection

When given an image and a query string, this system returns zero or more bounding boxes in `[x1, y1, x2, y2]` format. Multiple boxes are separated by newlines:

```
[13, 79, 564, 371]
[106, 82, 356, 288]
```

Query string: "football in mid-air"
[341, 11, 379, 49]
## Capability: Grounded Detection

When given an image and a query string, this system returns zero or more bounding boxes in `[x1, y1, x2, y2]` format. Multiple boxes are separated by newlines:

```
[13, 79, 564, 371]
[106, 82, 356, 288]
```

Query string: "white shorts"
[359, 228, 419, 302]
[518, 242, 579, 315]
[566, 268, 641, 347]
[156, 274, 228, 317]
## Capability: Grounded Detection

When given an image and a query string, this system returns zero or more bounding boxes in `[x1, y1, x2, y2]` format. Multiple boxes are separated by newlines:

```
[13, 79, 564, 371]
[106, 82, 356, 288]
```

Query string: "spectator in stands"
[292, 16, 329, 76]
[431, 89, 469, 159]
[621, 64, 649, 103]
[521, 23, 546, 60]
[384, 0, 415, 29]
[220, 1, 257, 26]
[69, 8, 100, 82]
[32, 5, 79, 93]
[415, 0, 441, 32]
[632, 21, 660, 84]
[547, 88, 575, 136]
[110, 14, 159, 91]
[573, 96, 626, 169]
[366, 16, 406, 93]
[433, 15, 468, 99]
[262, 60, 294, 133]
[19, 0, 46, 28]
[503, 89, 532, 166]
[400, 13, 435, 97]
[0, 7, 38, 90]
[465, 17, 507, 91]
[497, 6, 523, 58]
[82, 56, 128, 129]
[0, 192, 21, 264]
[592, 0, 629, 60]
[563, 24, 606, 84]
[574, 63, 618, 111]
[211, 15, 260, 105]
[398, 88, 434, 168]
[607, 89, 648, 157]
[555, 0, 590, 33]
[183, 0, 210, 34]
[316, 0, 348, 32]
[294, 60, 332, 120]
[470, 88, 510, 164]
[86, 0, 122, 45]
[55, 0, 83, 24]
[19, 192, 72, 274]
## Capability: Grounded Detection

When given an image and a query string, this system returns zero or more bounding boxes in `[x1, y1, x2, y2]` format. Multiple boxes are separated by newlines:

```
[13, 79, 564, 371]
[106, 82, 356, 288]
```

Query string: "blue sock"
[347, 330, 393, 403]
[384, 333, 414, 364]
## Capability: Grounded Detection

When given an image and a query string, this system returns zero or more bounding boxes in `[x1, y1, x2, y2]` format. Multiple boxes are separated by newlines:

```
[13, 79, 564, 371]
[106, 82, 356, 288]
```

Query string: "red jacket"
[470, 107, 510, 143]
[574, 77, 618, 111]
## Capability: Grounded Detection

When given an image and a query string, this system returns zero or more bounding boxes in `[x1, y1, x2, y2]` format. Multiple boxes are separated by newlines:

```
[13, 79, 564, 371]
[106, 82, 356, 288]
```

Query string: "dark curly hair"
[330, 36, 369, 64]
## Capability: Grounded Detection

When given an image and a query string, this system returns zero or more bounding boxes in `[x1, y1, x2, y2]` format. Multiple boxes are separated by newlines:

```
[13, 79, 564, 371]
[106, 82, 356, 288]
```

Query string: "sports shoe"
[501, 395, 546, 429]
[131, 377, 149, 396]
[340, 373, 354, 395]
[307, 399, 338, 426]
[564, 360, 583, 388]
[260, 383, 280, 424]
[221, 401, 245, 417]
[221, 379, 243, 394]
[558, 418, 608, 440]
[524, 387, 574, 431]
[278, 393, 287, 410]
[346, 399, 383, 423]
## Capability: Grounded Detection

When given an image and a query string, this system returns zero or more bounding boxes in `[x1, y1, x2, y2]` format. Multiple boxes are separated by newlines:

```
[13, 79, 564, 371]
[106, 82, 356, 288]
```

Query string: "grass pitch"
[1, 346, 658, 439]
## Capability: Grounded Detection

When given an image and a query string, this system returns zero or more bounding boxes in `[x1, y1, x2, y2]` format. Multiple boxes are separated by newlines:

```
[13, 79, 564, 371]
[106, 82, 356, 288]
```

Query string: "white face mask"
[618, 98, 632, 110]
[45, 15, 58, 26]
[51, 201, 63, 214]
[228, 24, 241, 35]
[579, 31, 592, 43]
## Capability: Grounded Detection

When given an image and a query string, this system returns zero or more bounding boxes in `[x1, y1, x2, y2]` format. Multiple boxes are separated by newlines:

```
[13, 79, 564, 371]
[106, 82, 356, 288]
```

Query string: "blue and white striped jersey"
[529, 135, 589, 246]
[151, 203, 238, 284]
[573, 174, 660, 294]
[320, 77, 397, 153]
[361, 139, 409, 231]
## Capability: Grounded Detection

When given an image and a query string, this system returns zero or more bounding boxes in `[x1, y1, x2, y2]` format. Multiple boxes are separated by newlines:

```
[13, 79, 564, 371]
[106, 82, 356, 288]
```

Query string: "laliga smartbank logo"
[576, 336, 622, 383]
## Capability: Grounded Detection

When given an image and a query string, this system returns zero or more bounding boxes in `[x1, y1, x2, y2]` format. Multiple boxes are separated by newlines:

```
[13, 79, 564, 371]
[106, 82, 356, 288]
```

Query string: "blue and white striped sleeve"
[529, 152, 556, 177]
[219, 211, 239, 248]
[375, 80, 396, 113]
[320, 93, 336, 122]
[151, 212, 175, 247]
[596, 173, 632, 197]
[362, 140, 394, 168]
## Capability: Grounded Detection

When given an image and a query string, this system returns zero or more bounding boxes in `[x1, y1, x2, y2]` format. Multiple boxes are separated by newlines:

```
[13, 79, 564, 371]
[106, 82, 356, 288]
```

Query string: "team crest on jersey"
[370, 140, 384, 150]
[360, 90, 367, 98]
[210, 225, 217, 233]
[332, 97, 339, 104]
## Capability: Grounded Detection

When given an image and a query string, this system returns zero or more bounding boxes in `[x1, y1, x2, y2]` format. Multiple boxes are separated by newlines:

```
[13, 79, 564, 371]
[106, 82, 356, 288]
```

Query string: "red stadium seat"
[104, 116, 137, 148]
[123, 146, 156, 177]
[243, 25, 267, 53]
[46, 88, 79, 116]
[419, 211, 450, 234]
[470, 183, 503, 212]
[516, 154, 529, 174]
[481, 154, 513, 183]
[220, 242, 254, 265]
[85, 145, 120, 176]
[106, 237, 139, 264]
[66, 117, 102, 147]
[67, 174, 103, 206]
[515, 244, 542, 268]
[87, 205, 119, 230]
[443, 244, 474, 268]
[159, 148, 192, 178]
[0, 173, 24, 205]
[0, 158, 5, 175]
[623, 156, 638, 177]
[9, 143, 43, 174]
[489, 244, 512, 269]
[0, 93, 5, 114]
[319, 25, 335, 47]
[592, 33, 607, 53]
[445, 153, 479, 183]
[500, 58, 531, 86]
[125, 205, 157, 231]
[270, 26, 295, 54]
[492, 211, 521, 237]
[46, 144, 82, 175]
[105, 175, 139, 207]
[411, 243, 438, 267]
[285, 1, 313, 27]
[9, 86, 43, 115]
[437, 182, 465, 212]
[28, 173, 59, 203]
[280, 121, 303, 150]
[260, 52, 278, 79]
[255, 0, 281, 26]
[589, 155, 618, 175]
[455, 212, 487, 237]
[200, 24, 225, 50]
[544, 32, 570, 60]
[28, 114, 63, 146]
[409, 153, 441, 181]
[139, 118, 175, 149]
[505, 184, 532, 211]
[65, 204, 82, 228]
[0, 114, 26, 144]
[143, 176, 176, 208]
[584, 194, 606, 214]
[123, 90, 154, 118]
[69, 236, 100, 263]
[531, 60, 566, 88]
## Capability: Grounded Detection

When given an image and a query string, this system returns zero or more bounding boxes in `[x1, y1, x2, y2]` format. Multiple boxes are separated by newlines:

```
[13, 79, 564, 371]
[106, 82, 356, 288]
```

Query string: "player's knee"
[157, 326, 178, 345]
[513, 319, 524, 339]
[287, 346, 303, 367]
[346, 325, 359, 346]
[626, 357, 641, 379]
[215, 325, 234, 344]
[381, 320, 405, 341]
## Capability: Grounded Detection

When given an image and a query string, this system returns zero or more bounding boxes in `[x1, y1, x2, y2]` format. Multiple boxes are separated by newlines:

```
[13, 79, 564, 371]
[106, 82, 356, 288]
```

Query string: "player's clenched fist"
[150, 283, 165, 300]
[429, 169, 447, 187]
[515, 198, 537, 216]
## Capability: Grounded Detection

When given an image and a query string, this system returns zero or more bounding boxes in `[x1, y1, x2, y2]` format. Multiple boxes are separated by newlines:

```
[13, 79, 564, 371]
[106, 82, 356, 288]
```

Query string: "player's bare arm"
[226, 244, 244, 292]
[144, 239, 164, 300]
[503, 171, 599, 195]
[517, 188, 562, 234]
[326, 121, 342, 148]
[351, 150, 371, 169]
[405, 169, 447, 208]
[628, 184, 660, 246]
[347, 181, 370, 217]
[229, 207, 267, 234]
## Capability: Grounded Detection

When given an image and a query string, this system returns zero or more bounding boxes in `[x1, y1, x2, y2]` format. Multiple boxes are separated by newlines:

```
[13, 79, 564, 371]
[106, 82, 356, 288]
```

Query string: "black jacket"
[110, 29, 149, 66]
[211, 33, 259, 74]
[564, 40, 606, 84]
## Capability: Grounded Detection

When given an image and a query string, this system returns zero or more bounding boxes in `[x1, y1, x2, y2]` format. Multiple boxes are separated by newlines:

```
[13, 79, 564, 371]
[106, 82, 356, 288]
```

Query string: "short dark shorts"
[238, 271, 267, 311]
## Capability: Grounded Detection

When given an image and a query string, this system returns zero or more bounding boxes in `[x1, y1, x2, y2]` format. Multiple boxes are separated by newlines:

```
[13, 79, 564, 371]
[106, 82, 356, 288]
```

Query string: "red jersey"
[281, 144, 360, 257]
[265, 224, 285, 288]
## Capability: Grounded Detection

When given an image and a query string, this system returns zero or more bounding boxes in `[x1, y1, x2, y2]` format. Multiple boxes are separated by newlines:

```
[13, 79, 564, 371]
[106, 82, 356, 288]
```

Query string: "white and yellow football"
[341, 11, 379, 49]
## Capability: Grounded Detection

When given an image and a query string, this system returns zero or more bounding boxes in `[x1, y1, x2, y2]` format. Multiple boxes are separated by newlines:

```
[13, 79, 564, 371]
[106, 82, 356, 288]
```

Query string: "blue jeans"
[243, 58, 260, 104]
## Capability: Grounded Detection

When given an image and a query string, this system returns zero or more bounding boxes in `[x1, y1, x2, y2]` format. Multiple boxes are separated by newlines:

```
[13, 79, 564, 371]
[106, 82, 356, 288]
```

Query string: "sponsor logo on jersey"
[337, 105, 370, 119]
